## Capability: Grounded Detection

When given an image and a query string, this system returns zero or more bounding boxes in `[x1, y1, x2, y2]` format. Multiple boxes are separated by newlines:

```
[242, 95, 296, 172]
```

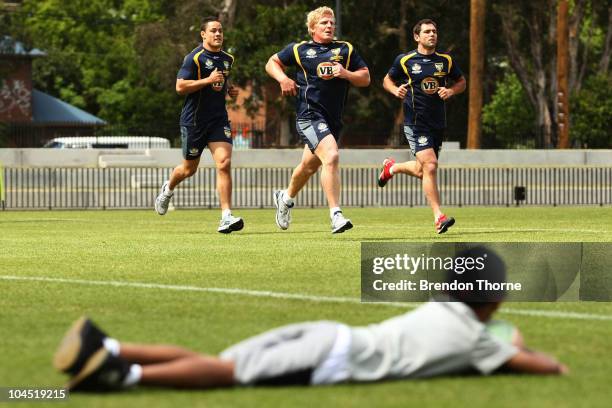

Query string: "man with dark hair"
[154, 16, 244, 233]
[265, 6, 370, 234]
[54, 246, 567, 393]
[379, 19, 466, 234]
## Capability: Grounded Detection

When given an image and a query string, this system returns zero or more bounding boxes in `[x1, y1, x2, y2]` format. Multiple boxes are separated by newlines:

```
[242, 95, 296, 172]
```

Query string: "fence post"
[0, 161, 5, 210]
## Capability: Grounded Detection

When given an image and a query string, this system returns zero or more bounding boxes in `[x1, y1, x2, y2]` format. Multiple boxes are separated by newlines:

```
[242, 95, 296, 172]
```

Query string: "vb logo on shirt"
[421, 77, 439, 94]
[317, 62, 335, 80]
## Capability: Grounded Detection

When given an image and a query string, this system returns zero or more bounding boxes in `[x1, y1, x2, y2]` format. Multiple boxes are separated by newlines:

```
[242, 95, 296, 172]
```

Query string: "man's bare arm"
[176, 68, 224, 96]
[383, 74, 408, 99]
[504, 349, 569, 375]
[265, 54, 298, 96]
[438, 76, 466, 100]
[332, 64, 370, 87]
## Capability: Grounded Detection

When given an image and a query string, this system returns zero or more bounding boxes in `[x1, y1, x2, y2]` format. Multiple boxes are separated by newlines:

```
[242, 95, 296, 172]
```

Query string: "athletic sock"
[389, 166, 395, 175]
[330, 207, 342, 218]
[164, 182, 173, 195]
[103, 337, 121, 357]
[222, 209, 232, 219]
[122, 364, 142, 387]
[282, 190, 294, 206]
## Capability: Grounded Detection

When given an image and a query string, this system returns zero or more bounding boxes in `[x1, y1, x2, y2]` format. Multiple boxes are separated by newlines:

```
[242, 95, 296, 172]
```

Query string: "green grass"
[1, 207, 611, 407]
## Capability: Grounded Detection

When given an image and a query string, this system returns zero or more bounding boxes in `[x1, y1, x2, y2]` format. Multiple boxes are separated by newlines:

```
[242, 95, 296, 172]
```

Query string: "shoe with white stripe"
[154, 182, 173, 215]
[273, 190, 293, 230]
[217, 214, 244, 234]
[331, 211, 353, 234]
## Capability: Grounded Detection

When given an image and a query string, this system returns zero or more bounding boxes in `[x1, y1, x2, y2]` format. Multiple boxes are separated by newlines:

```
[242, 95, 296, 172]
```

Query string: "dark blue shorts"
[181, 117, 232, 160]
[296, 117, 341, 153]
[403, 125, 444, 158]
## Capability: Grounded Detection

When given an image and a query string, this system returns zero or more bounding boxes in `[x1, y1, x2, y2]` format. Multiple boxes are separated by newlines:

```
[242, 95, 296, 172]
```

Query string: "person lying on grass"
[54, 247, 567, 392]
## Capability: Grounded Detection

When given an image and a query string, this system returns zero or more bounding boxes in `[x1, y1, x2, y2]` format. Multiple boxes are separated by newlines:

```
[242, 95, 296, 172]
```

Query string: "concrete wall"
[1, 148, 611, 168]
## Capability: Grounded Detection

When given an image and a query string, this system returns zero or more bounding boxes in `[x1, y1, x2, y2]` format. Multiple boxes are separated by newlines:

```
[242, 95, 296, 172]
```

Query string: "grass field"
[1, 206, 611, 407]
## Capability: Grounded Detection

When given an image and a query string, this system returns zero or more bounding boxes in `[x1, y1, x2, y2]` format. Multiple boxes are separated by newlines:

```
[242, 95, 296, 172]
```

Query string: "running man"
[54, 247, 567, 392]
[379, 19, 466, 234]
[265, 6, 370, 234]
[155, 16, 243, 233]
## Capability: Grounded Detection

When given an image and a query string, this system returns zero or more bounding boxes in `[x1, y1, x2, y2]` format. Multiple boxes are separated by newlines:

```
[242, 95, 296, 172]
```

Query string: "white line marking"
[459, 227, 604, 234]
[1, 275, 611, 321]
[358, 226, 605, 234]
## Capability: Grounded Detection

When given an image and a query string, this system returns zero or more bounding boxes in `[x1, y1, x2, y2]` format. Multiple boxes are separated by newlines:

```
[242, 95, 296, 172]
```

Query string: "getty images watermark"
[371, 252, 522, 293]
[361, 243, 611, 302]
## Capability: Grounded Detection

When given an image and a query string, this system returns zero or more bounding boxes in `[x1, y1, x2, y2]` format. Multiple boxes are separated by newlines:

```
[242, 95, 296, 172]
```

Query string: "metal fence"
[1, 166, 611, 210]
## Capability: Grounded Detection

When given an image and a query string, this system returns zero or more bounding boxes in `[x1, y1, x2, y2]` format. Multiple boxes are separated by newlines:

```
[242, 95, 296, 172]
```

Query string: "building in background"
[0, 36, 106, 147]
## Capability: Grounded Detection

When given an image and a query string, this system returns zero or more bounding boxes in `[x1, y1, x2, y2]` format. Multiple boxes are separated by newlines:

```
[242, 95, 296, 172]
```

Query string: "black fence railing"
[1, 166, 610, 210]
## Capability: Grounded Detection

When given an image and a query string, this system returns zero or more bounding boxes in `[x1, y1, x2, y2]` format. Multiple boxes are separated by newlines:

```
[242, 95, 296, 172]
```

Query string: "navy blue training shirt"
[387, 50, 462, 130]
[177, 45, 234, 126]
[277, 40, 367, 129]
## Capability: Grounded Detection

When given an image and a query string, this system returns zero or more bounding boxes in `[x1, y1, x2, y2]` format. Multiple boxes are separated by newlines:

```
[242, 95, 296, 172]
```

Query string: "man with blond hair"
[379, 19, 466, 234]
[265, 6, 370, 234]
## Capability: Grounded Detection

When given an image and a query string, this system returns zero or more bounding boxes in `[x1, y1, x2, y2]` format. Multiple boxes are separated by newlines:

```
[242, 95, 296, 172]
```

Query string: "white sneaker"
[155, 182, 173, 215]
[218, 214, 244, 234]
[331, 211, 353, 234]
[273, 190, 293, 230]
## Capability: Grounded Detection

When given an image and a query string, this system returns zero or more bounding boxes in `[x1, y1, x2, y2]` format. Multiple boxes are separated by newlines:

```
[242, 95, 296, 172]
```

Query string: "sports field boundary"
[2, 275, 610, 322]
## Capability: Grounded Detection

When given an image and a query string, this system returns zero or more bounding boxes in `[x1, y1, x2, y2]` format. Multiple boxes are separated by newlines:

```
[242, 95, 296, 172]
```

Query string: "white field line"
[1, 275, 611, 321]
[357, 226, 605, 234]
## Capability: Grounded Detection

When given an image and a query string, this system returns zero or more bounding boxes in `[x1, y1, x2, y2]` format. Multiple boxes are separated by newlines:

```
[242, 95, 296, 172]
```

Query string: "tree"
[482, 71, 535, 148]
[493, 0, 610, 148]
[570, 74, 611, 148]
[10, 0, 179, 131]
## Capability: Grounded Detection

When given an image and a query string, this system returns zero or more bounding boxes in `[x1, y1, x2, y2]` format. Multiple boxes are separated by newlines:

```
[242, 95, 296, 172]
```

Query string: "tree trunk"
[220, 0, 238, 27]
[467, 0, 486, 149]
[497, 2, 556, 148]
[568, 0, 585, 93]
[556, 0, 570, 148]
[535, 94, 553, 148]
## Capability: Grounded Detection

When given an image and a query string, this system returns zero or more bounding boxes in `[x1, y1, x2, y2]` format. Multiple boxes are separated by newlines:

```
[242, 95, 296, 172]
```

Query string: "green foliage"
[482, 72, 536, 148]
[571, 74, 612, 148]
[11, 0, 176, 128]
[225, 3, 310, 116]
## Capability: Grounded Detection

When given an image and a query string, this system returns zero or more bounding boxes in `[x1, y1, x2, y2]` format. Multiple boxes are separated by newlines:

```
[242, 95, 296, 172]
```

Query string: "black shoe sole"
[332, 221, 353, 234]
[67, 348, 129, 392]
[218, 218, 244, 234]
[67, 348, 109, 392]
[437, 218, 455, 234]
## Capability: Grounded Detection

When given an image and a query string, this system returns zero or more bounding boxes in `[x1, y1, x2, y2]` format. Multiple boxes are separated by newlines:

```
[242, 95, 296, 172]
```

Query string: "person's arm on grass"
[503, 349, 569, 375]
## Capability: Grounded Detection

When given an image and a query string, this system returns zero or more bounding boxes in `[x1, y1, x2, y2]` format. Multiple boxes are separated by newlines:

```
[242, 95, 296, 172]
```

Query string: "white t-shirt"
[348, 302, 519, 381]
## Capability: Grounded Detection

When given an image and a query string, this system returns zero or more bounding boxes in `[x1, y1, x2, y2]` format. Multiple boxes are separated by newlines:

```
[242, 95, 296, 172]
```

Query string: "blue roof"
[32, 89, 106, 125]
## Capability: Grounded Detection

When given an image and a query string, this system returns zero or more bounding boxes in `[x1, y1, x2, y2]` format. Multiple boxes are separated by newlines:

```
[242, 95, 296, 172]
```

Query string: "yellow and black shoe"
[53, 316, 108, 375]
[67, 348, 130, 392]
